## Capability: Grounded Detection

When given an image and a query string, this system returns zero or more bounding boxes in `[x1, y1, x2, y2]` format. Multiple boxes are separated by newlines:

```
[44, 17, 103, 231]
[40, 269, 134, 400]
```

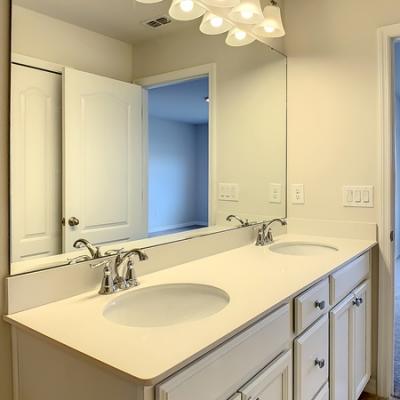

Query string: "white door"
[239, 351, 292, 400]
[353, 280, 371, 399]
[11, 64, 62, 261]
[63, 68, 146, 251]
[330, 294, 354, 400]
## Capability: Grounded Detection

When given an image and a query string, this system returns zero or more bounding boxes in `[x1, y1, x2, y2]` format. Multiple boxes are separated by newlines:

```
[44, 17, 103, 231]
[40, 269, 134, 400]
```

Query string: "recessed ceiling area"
[13, 0, 198, 44]
[148, 77, 209, 124]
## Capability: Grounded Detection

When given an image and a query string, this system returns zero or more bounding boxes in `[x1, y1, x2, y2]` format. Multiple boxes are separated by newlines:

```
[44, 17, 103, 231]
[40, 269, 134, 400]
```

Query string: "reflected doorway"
[147, 76, 210, 237]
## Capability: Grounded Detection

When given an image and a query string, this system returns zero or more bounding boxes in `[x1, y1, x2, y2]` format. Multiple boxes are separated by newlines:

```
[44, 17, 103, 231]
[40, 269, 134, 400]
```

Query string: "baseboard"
[364, 377, 377, 395]
[149, 221, 208, 234]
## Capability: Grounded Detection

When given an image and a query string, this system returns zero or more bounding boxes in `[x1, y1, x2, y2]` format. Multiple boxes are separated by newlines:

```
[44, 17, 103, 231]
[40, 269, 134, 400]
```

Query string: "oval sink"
[103, 283, 230, 327]
[269, 241, 339, 256]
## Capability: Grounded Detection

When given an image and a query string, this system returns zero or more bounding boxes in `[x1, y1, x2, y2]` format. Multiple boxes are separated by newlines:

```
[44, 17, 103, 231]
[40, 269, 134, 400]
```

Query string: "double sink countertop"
[5, 234, 376, 386]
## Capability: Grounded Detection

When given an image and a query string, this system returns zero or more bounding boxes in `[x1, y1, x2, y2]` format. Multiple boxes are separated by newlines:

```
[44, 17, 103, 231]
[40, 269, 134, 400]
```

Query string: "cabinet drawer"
[330, 252, 369, 305]
[294, 315, 329, 400]
[314, 383, 329, 400]
[157, 304, 291, 400]
[295, 278, 329, 334]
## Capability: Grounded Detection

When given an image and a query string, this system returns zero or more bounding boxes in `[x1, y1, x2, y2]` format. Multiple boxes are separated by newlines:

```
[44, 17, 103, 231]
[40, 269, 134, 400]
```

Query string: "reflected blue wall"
[148, 117, 208, 233]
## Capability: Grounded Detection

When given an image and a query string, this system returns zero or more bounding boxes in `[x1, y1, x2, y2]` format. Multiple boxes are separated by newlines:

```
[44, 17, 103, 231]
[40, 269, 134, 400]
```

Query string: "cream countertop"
[5, 234, 376, 386]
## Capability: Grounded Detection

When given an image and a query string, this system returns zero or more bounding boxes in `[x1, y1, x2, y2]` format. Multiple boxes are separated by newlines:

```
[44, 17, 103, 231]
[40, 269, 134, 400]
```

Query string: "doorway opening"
[394, 38, 400, 399]
[146, 76, 210, 237]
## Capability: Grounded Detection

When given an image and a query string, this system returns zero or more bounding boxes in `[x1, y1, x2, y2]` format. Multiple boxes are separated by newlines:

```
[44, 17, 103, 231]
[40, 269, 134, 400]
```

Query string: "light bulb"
[180, 0, 194, 12]
[240, 9, 253, 20]
[263, 25, 275, 33]
[234, 30, 247, 40]
[210, 16, 223, 27]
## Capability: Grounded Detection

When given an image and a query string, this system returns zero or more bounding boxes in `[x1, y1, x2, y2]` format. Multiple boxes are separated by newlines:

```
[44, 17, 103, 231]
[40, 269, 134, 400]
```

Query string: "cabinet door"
[330, 293, 354, 400]
[239, 350, 292, 400]
[353, 280, 371, 399]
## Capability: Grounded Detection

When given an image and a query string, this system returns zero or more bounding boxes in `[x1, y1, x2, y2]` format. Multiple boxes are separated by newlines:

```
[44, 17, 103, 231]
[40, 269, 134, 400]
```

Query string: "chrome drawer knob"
[353, 297, 363, 307]
[314, 358, 325, 369]
[314, 300, 326, 310]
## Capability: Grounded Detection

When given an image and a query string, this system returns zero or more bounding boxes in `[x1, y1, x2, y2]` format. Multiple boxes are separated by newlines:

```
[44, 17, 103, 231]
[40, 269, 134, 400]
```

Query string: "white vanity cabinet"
[8, 249, 374, 400]
[330, 279, 371, 400]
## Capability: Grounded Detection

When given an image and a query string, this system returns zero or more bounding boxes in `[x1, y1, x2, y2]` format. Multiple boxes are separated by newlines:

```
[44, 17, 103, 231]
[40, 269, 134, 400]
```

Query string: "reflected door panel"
[11, 64, 62, 261]
[63, 68, 146, 251]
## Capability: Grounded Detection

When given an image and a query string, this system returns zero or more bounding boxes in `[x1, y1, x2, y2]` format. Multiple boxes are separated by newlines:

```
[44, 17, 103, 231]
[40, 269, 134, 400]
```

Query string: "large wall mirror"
[9, 0, 287, 275]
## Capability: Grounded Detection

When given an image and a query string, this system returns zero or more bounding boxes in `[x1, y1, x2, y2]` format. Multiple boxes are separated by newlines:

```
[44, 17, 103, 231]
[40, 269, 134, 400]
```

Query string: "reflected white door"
[63, 68, 146, 251]
[11, 64, 62, 261]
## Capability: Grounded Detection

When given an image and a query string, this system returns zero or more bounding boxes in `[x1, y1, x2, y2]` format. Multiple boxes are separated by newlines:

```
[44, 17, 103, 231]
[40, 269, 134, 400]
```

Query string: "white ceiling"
[13, 0, 198, 44]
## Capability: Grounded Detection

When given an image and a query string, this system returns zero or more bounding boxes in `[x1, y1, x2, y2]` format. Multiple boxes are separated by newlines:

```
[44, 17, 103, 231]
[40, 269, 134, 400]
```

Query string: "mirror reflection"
[10, 0, 287, 274]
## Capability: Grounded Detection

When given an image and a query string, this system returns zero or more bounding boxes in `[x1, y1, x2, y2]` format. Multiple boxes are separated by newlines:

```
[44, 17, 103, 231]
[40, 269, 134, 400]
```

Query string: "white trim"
[377, 22, 400, 399]
[135, 63, 217, 226]
[11, 53, 64, 74]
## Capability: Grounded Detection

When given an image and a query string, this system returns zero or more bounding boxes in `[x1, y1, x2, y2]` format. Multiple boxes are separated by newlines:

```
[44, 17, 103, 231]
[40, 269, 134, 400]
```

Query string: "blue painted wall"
[148, 117, 208, 233]
[395, 40, 400, 256]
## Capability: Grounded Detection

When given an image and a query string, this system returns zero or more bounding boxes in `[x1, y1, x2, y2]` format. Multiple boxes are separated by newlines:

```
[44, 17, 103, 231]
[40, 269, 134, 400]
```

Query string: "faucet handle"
[90, 260, 116, 295]
[125, 258, 139, 288]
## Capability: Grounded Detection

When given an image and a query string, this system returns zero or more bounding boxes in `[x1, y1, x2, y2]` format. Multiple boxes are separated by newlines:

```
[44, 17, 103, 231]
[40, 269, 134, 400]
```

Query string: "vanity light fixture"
[200, 12, 232, 34]
[253, 0, 285, 37]
[139, 0, 285, 45]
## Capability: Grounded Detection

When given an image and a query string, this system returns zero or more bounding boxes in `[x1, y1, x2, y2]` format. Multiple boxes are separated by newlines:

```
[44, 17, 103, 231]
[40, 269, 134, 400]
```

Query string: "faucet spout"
[226, 215, 249, 227]
[73, 238, 102, 259]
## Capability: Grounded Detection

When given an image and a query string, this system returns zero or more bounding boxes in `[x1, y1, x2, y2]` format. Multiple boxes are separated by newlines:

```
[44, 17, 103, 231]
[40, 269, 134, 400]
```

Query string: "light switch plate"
[291, 184, 304, 204]
[343, 186, 374, 208]
[269, 183, 282, 204]
[218, 183, 239, 202]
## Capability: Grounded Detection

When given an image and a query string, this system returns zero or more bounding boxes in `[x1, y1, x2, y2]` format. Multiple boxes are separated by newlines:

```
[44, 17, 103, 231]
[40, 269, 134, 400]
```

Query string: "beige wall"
[284, 0, 400, 223]
[12, 5, 133, 81]
[1, 1, 13, 399]
[133, 29, 287, 223]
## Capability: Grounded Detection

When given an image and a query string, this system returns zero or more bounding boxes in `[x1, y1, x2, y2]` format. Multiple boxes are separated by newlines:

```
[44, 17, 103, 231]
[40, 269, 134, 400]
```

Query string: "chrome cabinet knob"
[353, 297, 363, 307]
[314, 358, 325, 369]
[68, 216, 80, 227]
[314, 300, 326, 310]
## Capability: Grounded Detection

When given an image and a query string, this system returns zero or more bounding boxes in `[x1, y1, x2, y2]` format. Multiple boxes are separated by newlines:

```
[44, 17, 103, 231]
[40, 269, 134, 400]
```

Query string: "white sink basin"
[103, 283, 230, 327]
[269, 241, 339, 256]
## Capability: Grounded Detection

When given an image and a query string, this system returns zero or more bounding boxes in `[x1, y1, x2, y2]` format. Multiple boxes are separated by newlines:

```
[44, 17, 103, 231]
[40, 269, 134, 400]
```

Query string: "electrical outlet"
[269, 183, 282, 204]
[291, 184, 304, 204]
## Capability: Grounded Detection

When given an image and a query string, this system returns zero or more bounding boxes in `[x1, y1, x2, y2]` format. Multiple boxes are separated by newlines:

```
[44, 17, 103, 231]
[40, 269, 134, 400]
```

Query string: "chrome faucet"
[91, 248, 149, 294]
[226, 215, 249, 227]
[73, 238, 102, 259]
[256, 218, 287, 246]
[113, 249, 148, 290]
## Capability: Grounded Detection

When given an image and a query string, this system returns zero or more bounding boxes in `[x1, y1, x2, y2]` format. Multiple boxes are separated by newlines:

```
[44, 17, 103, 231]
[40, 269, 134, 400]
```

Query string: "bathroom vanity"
[6, 234, 375, 400]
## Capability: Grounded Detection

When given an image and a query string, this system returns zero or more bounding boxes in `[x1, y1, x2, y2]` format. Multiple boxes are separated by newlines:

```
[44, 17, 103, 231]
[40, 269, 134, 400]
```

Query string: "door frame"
[377, 22, 400, 399]
[135, 63, 217, 227]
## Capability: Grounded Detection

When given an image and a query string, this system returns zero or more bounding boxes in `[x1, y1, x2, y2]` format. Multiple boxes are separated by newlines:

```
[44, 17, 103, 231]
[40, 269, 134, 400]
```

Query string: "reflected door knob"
[68, 217, 80, 227]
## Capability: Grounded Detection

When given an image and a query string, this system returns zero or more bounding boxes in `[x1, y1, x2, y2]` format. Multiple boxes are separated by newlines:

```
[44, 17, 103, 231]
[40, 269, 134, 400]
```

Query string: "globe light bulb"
[264, 25, 275, 33]
[210, 16, 224, 27]
[234, 30, 247, 40]
[240, 9, 253, 20]
[180, 0, 194, 12]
